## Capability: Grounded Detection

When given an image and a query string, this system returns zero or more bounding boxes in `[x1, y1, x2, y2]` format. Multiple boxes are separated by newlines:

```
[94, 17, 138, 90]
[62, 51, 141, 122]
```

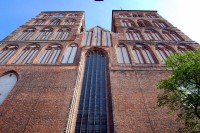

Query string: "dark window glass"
[75, 51, 109, 133]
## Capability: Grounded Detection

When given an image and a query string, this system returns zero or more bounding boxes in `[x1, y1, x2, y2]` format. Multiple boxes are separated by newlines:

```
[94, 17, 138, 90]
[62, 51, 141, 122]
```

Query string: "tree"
[157, 48, 200, 132]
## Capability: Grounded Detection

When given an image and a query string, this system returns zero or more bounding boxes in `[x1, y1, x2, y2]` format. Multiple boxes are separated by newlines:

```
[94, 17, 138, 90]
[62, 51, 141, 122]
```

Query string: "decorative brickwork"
[0, 10, 199, 133]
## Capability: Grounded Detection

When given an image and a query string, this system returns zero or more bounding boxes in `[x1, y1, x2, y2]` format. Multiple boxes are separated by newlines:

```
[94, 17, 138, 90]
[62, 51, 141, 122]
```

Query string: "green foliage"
[157, 48, 200, 132]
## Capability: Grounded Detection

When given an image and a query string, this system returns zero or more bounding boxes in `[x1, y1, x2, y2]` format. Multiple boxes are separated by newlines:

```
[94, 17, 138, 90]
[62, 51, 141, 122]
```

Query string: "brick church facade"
[0, 10, 198, 133]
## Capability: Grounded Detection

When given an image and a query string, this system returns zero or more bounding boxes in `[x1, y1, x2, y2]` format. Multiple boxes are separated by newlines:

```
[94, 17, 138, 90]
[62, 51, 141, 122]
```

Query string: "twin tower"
[0, 10, 198, 133]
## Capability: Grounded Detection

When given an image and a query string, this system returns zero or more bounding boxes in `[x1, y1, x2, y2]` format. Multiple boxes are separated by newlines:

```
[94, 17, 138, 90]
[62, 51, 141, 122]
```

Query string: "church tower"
[0, 10, 198, 133]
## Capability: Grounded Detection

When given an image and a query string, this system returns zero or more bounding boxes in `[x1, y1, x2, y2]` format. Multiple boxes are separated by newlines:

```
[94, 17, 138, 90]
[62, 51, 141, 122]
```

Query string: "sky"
[0, 0, 200, 43]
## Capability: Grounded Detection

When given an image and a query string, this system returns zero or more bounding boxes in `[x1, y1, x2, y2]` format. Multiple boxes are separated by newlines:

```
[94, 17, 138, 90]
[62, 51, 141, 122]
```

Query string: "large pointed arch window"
[34, 19, 46, 25]
[38, 44, 61, 64]
[162, 30, 183, 41]
[35, 27, 53, 40]
[116, 44, 130, 64]
[132, 44, 157, 64]
[13, 44, 40, 64]
[0, 44, 18, 64]
[15, 28, 35, 40]
[61, 43, 77, 64]
[125, 29, 143, 40]
[155, 44, 174, 63]
[137, 20, 153, 27]
[75, 49, 113, 133]
[54, 27, 70, 40]
[0, 72, 17, 105]
[144, 29, 162, 41]
[49, 19, 61, 25]
[121, 19, 135, 27]
[152, 20, 168, 28]
[63, 19, 75, 25]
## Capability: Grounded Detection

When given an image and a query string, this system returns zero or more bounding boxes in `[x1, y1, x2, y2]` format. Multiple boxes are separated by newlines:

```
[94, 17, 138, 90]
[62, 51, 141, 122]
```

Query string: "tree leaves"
[157, 49, 200, 132]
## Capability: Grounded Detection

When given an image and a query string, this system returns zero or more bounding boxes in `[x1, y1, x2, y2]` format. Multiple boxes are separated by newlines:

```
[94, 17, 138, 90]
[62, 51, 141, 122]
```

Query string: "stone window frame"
[34, 27, 53, 40]
[162, 29, 184, 41]
[54, 27, 71, 40]
[37, 44, 62, 64]
[144, 29, 163, 41]
[116, 43, 131, 64]
[132, 44, 158, 64]
[12, 44, 40, 64]
[137, 19, 153, 27]
[125, 28, 143, 41]
[15, 27, 36, 41]
[61, 43, 78, 64]
[0, 44, 18, 64]
[155, 44, 175, 63]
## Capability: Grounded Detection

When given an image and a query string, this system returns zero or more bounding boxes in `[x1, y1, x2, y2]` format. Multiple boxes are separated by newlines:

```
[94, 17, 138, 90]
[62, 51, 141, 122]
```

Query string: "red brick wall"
[0, 66, 78, 132]
[110, 70, 181, 133]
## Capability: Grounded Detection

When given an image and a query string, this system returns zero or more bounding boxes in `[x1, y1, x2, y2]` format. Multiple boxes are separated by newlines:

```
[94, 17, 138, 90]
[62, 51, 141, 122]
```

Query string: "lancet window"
[144, 29, 162, 41]
[137, 20, 153, 27]
[132, 44, 157, 64]
[155, 44, 174, 63]
[34, 19, 46, 25]
[116, 44, 130, 64]
[15, 28, 35, 41]
[49, 19, 61, 25]
[121, 19, 135, 27]
[38, 44, 61, 64]
[0, 44, 18, 64]
[125, 29, 143, 40]
[162, 30, 183, 41]
[63, 19, 75, 25]
[61, 43, 77, 64]
[54, 27, 70, 40]
[13, 44, 40, 64]
[35, 27, 53, 40]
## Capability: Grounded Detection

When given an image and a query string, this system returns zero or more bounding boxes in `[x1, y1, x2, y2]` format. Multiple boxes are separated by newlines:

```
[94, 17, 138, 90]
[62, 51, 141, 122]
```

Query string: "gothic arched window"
[146, 14, 158, 18]
[133, 14, 143, 17]
[137, 20, 153, 27]
[177, 45, 194, 53]
[52, 14, 65, 18]
[63, 19, 75, 25]
[0, 44, 18, 64]
[38, 44, 61, 64]
[0, 72, 17, 105]
[132, 44, 157, 64]
[155, 44, 174, 63]
[121, 19, 135, 27]
[35, 27, 53, 40]
[75, 49, 113, 132]
[144, 29, 163, 41]
[55, 27, 70, 40]
[61, 43, 77, 64]
[43, 14, 52, 18]
[162, 30, 183, 41]
[116, 44, 130, 64]
[68, 14, 78, 18]
[15, 28, 35, 40]
[34, 19, 46, 25]
[49, 19, 61, 25]
[13, 44, 40, 64]
[126, 29, 143, 40]
[119, 13, 130, 18]
[152, 20, 168, 28]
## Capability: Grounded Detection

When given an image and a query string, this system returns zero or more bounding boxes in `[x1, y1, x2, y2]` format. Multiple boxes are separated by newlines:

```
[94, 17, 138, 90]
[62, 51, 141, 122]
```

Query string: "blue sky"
[0, 0, 200, 43]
